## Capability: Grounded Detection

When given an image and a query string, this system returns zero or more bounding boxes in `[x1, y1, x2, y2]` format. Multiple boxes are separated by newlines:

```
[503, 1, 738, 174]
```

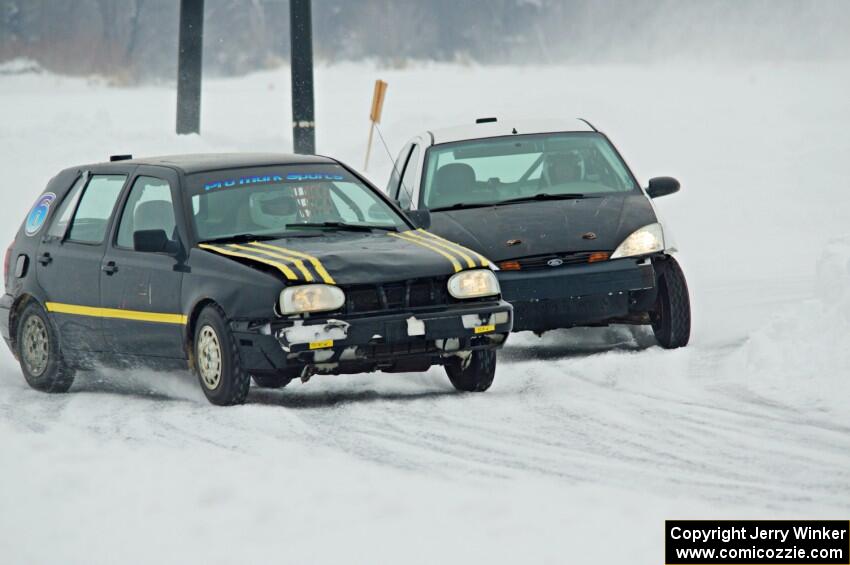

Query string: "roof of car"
[428, 118, 596, 145]
[100, 153, 336, 174]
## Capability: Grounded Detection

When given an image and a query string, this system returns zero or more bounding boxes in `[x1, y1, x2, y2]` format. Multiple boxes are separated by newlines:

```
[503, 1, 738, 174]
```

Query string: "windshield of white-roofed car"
[187, 165, 407, 241]
[421, 132, 638, 210]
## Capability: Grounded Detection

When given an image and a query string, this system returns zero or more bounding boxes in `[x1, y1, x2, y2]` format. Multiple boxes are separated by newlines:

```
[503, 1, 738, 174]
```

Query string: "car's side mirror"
[646, 177, 681, 199]
[134, 229, 175, 254]
[406, 209, 431, 229]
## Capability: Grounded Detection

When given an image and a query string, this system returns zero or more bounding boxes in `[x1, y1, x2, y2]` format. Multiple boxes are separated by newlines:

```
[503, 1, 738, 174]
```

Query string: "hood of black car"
[197, 230, 488, 286]
[428, 193, 658, 262]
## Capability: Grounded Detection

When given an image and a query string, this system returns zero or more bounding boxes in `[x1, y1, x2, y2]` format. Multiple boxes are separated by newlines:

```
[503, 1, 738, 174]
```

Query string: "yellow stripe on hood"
[389, 231, 462, 272]
[417, 229, 491, 268]
[198, 243, 299, 281]
[228, 243, 314, 282]
[249, 242, 336, 285]
[401, 230, 476, 269]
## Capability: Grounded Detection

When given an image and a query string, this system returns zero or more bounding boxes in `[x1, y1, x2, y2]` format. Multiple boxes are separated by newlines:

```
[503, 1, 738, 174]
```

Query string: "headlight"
[448, 269, 500, 299]
[280, 284, 345, 315]
[611, 223, 664, 259]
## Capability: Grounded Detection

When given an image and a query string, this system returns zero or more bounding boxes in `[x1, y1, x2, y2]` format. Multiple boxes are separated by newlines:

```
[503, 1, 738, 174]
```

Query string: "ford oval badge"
[547, 258, 564, 267]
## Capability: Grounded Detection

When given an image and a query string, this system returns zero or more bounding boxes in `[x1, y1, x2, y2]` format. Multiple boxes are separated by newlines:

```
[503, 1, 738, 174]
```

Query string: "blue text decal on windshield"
[285, 173, 344, 182]
[204, 173, 345, 191]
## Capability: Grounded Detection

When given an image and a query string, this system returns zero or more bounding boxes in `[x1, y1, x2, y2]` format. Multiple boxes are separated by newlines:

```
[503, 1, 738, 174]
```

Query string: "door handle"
[102, 261, 119, 275]
[37, 253, 52, 266]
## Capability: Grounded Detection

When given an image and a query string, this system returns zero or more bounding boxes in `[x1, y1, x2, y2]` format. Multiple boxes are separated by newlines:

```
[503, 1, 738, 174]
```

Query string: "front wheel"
[194, 305, 250, 406]
[16, 302, 75, 393]
[445, 349, 496, 392]
[650, 256, 691, 349]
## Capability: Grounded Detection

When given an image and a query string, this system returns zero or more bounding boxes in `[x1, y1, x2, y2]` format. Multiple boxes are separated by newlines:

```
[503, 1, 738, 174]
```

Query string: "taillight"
[4, 240, 14, 284]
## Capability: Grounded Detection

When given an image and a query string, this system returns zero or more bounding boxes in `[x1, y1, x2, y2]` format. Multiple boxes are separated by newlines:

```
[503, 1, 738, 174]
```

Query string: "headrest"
[546, 152, 582, 183]
[435, 163, 476, 190]
[134, 200, 175, 232]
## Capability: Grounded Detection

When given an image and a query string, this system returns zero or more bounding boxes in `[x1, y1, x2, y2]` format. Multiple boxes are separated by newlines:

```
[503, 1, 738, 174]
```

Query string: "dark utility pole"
[176, 0, 204, 134]
[289, 0, 315, 154]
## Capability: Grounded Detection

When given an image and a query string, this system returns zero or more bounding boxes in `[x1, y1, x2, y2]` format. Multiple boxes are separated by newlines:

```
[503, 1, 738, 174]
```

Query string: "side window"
[116, 177, 175, 249]
[46, 175, 86, 239]
[397, 144, 420, 210]
[67, 175, 126, 244]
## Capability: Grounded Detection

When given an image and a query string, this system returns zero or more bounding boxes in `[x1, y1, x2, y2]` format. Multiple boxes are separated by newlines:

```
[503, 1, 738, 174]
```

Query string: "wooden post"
[364, 79, 388, 171]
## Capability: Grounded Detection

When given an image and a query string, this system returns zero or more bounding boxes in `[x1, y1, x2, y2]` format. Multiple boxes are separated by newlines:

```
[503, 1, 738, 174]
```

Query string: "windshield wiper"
[199, 233, 285, 244]
[429, 202, 502, 212]
[285, 222, 397, 232]
[496, 193, 591, 205]
[430, 193, 593, 212]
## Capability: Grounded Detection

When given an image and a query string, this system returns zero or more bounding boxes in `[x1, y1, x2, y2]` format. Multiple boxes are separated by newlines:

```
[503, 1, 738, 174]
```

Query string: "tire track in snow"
[0, 280, 848, 513]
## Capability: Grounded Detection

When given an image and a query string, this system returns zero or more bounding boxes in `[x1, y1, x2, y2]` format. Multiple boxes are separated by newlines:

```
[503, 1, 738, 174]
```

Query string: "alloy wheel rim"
[21, 315, 49, 377]
[197, 325, 223, 390]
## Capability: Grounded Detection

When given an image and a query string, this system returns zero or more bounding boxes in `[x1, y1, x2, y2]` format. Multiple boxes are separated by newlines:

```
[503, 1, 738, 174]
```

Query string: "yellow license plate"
[474, 324, 495, 334]
[309, 339, 334, 350]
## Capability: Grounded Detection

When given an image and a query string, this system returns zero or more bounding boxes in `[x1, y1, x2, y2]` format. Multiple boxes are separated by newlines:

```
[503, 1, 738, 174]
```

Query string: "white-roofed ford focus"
[386, 117, 691, 348]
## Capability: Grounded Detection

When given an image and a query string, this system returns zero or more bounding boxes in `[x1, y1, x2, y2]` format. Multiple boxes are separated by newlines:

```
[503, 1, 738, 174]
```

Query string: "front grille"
[508, 251, 608, 271]
[344, 278, 449, 314]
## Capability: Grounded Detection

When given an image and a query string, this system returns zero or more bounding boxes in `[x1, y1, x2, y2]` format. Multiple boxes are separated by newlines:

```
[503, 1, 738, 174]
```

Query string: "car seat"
[544, 152, 583, 185]
[430, 163, 477, 207]
[134, 200, 176, 237]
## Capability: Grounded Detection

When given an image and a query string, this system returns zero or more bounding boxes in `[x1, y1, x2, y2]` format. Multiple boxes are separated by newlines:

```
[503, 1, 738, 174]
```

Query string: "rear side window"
[46, 175, 86, 239]
[67, 175, 126, 244]
[116, 177, 175, 249]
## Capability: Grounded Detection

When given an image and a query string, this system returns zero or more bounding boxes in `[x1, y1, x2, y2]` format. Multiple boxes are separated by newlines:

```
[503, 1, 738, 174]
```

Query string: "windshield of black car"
[187, 165, 406, 240]
[421, 132, 638, 210]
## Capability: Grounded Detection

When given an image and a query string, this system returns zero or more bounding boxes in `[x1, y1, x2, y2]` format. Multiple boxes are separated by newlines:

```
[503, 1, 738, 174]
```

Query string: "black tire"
[15, 301, 75, 393]
[251, 372, 295, 389]
[445, 349, 496, 392]
[193, 304, 250, 406]
[651, 256, 691, 349]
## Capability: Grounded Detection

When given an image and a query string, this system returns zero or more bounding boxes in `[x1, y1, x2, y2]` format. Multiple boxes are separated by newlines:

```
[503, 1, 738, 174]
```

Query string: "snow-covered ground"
[1, 61, 849, 564]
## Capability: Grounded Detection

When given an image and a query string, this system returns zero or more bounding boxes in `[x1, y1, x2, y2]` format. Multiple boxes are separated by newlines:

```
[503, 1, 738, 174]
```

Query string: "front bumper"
[497, 257, 657, 332]
[232, 299, 513, 376]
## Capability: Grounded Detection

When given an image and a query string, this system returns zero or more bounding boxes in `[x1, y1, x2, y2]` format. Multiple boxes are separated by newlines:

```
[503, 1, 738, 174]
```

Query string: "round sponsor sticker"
[25, 192, 56, 236]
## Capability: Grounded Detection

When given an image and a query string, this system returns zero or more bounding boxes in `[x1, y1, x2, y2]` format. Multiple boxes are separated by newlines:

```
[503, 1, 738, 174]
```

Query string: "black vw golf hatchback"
[1, 153, 512, 405]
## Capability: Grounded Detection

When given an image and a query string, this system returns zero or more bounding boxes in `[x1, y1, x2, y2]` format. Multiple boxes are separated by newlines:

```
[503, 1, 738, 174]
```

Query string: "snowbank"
[719, 294, 850, 419]
[0, 58, 43, 76]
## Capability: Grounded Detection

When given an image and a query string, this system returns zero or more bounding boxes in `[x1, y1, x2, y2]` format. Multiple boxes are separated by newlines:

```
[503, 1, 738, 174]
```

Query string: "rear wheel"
[445, 349, 496, 392]
[16, 302, 75, 393]
[194, 305, 250, 406]
[651, 256, 691, 349]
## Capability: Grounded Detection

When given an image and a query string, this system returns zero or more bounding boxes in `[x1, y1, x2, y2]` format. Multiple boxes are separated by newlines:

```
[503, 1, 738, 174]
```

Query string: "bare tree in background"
[1, 0, 848, 80]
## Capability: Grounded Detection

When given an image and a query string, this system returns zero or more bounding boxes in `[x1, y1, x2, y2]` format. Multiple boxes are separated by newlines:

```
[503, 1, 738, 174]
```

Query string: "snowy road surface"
[1, 61, 849, 564]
